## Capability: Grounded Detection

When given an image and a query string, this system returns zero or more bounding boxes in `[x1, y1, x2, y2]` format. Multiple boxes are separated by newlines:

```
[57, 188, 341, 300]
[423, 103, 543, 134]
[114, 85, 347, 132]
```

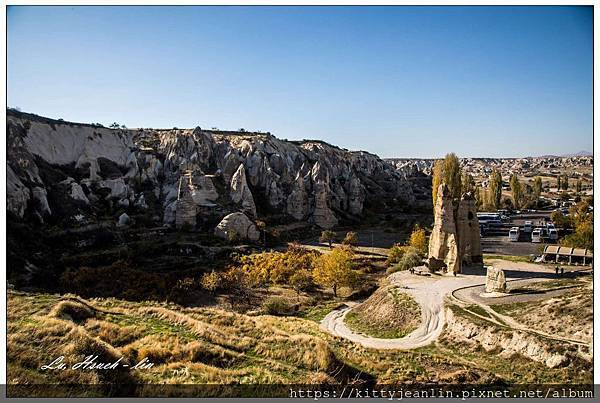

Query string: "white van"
[548, 228, 558, 242]
[508, 227, 520, 242]
[531, 228, 543, 243]
[523, 221, 533, 233]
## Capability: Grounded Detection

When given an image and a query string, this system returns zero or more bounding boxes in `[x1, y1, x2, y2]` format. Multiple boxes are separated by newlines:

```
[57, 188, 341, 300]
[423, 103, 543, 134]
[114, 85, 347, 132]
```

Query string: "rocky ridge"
[6, 110, 415, 236]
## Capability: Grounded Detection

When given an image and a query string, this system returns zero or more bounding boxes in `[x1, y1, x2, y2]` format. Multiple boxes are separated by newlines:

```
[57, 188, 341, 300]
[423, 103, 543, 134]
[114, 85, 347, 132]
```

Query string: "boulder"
[214, 212, 260, 241]
[484, 266, 507, 293]
[117, 213, 130, 227]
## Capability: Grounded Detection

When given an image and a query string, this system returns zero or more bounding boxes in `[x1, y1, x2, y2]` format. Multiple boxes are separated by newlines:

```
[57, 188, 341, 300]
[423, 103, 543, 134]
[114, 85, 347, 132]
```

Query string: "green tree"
[509, 174, 523, 209]
[576, 179, 582, 193]
[533, 176, 543, 204]
[319, 230, 336, 248]
[312, 247, 357, 297]
[557, 176, 561, 190]
[489, 169, 503, 210]
[561, 174, 569, 190]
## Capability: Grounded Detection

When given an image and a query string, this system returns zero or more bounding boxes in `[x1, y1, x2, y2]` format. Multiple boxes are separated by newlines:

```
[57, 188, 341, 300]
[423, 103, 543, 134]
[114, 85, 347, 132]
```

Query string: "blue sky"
[7, 6, 593, 158]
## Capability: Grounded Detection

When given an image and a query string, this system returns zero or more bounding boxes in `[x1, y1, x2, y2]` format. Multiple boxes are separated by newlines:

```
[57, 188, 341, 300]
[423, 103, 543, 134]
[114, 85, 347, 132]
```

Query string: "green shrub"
[262, 297, 294, 316]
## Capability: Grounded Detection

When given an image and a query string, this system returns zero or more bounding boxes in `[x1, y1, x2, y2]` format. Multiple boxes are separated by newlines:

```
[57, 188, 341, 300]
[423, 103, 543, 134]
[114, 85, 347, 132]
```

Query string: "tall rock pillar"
[427, 184, 460, 274]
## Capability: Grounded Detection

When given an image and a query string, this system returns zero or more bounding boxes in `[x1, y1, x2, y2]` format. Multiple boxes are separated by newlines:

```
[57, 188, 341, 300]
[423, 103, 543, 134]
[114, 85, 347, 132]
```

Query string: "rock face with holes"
[6, 109, 416, 233]
[484, 266, 506, 293]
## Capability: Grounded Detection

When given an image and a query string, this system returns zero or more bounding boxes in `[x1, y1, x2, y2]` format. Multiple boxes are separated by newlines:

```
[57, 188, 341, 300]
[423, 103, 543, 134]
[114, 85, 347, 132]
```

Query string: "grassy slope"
[7, 291, 592, 397]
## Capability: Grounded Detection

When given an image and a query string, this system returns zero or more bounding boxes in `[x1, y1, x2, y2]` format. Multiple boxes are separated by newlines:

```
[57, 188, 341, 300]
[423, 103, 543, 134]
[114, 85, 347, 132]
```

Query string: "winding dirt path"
[320, 261, 590, 350]
[320, 271, 483, 349]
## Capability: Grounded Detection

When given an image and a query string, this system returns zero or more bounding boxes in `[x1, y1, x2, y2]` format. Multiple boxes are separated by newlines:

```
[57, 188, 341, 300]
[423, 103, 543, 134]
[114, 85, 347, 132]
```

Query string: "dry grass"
[344, 286, 420, 338]
[7, 290, 593, 396]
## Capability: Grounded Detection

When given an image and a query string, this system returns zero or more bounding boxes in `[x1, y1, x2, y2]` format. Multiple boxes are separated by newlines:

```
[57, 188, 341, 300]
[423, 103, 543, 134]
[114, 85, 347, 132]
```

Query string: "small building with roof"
[541, 245, 593, 265]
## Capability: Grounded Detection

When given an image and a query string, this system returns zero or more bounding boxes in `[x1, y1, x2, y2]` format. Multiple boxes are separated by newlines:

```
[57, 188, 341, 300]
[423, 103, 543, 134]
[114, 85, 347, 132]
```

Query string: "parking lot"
[481, 211, 553, 256]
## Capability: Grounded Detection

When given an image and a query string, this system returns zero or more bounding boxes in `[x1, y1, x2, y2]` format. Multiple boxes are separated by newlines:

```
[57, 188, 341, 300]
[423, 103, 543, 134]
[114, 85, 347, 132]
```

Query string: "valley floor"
[7, 259, 593, 398]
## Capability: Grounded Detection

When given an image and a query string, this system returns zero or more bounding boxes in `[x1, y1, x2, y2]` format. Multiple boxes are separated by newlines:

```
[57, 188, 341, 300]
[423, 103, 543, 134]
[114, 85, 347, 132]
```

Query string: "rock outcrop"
[6, 110, 417, 232]
[175, 171, 197, 229]
[456, 192, 483, 264]
[214, 212, 260, 241]
[484, 266, 507, 293]
[428, 185, 482, 274]
[230, 164, 257, 217]
[428, 184, 459, 273]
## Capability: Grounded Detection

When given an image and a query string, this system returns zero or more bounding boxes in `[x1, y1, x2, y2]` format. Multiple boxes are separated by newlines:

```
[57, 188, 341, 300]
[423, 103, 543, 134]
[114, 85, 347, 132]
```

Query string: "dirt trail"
[320, 260, 590, 350]
[320, 271, 484, 349]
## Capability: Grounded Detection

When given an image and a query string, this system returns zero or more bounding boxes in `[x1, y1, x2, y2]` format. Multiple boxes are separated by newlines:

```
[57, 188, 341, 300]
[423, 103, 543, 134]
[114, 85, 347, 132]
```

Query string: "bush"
[262, 297, 294, 316]
[386, 247, 422, 274]
[289, 269, 314, 295]
[200, 271, 220, 294]
[342, 231, 358, 247]
[386, 244, 406, 265]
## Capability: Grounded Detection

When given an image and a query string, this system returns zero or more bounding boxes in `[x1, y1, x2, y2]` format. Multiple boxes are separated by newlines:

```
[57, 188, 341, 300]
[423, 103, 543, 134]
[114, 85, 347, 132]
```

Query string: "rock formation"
[230, 163, 257, 217]
[6, 110, 417, 233]
[456, 192, 483, 264]
[175, 171, 197, 229]
[214, 212, 260, 241]
[427, 184, 459, 273]
[428, 185, 482, 274]
[484, 266, 507, 293]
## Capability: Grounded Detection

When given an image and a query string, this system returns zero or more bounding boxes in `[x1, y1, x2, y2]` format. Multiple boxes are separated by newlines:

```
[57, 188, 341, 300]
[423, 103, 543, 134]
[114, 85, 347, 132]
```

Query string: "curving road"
[320, 260, 590, 350]
[320, 271, 484, 349]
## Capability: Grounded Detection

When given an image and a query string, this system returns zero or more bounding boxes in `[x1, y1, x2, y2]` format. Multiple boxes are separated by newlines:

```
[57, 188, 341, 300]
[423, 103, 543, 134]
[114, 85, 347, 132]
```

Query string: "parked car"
[531, 228, 543, 243]
[508, 227, 520, 242]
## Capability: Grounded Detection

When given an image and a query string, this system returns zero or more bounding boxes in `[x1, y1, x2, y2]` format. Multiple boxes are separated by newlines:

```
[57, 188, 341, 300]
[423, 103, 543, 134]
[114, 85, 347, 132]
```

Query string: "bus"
[523, 221, 533, 233]
[508, 227, 520, 242]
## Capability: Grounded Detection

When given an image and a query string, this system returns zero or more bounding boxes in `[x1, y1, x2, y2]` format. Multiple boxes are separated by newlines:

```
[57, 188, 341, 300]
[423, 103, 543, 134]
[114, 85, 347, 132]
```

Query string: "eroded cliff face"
[6, 111, 415, 232]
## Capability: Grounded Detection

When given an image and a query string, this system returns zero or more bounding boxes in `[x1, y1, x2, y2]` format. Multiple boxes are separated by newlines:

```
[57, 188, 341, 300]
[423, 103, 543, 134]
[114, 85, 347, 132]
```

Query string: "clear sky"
[7, 6, 593, 158]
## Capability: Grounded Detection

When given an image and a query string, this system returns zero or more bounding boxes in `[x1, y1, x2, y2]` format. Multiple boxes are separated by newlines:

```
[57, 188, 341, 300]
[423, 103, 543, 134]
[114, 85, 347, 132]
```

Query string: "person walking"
[555, 266, 559, 276]
[560, 267, 565, 277]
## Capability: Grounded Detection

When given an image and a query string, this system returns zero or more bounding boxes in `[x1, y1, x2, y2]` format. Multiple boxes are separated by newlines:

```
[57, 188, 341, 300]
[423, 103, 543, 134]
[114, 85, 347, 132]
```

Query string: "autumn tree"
[443, 153, 462, 200]
[462, 173, 476, 195]
[255, 220, 267, 247]
[431, 160, 444, 206]
[408, 224, 427, 254]
[342, 231, 358, 247]
[200, 271, 220, 294]
[489, 169, 503, 210]
[312, 247, 357, 297]
[509, 174, 523, 210]
[319, 230, 336, 248]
